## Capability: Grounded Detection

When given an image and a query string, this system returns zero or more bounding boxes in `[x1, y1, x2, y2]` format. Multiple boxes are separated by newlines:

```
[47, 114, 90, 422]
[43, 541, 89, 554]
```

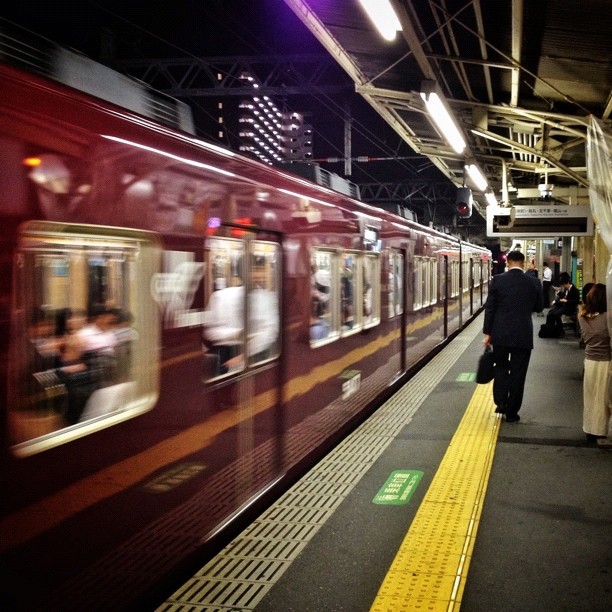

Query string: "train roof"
[0, 60, 488, 253]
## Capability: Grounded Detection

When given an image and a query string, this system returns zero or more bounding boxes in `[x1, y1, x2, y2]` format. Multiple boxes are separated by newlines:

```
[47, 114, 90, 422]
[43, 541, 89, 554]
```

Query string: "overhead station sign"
[486, 204, 593, 237]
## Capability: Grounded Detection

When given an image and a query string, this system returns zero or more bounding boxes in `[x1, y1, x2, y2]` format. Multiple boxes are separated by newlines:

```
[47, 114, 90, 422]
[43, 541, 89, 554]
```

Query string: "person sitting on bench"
[546, 272, 579, 336]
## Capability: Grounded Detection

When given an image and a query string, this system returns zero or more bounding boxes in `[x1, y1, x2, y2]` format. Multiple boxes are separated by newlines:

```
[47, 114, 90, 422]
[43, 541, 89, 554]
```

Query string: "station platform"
[158, 312, 612, 612]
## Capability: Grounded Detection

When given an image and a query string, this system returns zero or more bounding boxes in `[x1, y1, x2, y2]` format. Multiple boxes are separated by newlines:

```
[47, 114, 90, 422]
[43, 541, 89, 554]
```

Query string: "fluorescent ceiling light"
[420, 91, 466, 154]
[358, 0, 402, 41]
[485, 192, 498, 206]
[466, 163, 489, 192]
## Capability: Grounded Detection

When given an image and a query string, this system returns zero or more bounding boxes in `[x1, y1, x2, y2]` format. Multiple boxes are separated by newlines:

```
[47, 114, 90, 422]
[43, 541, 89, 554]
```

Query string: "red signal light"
[457, 202, 470, 216]
[455, 187, 473, 218]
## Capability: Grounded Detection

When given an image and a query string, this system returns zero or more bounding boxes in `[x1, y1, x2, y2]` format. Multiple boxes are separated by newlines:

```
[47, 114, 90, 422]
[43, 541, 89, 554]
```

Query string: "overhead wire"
[84, 0, 427, 187]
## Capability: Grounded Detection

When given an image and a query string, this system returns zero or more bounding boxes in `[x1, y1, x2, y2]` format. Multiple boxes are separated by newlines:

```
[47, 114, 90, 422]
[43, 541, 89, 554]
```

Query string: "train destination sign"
[487, 204, 593, 237]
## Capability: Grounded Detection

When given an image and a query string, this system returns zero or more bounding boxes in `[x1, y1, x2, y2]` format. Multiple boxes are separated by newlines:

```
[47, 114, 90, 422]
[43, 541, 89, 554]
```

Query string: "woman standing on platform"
[578, 284, 611, 442]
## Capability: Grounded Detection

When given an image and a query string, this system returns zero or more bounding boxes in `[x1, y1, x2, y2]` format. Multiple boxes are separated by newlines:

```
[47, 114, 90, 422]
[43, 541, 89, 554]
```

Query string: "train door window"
[450, 260, 460, 297]
[311, 249, 338, 345]
[202, 237, 246, 378]
[462, 260, 470, 293]
[469, 259, 475, 290]
[428, 257, 438, 306]
[248, 241, 280, 366]
[9, 222, 161, 457]
[362, 254, 380, 327]
[202, 236, 280, 378]
[387, 249, 404, 318]
[340, 251, 359, 335]
[413, 256, 423, 311]
[423, 258, 431, 306]
[440, 256, 448, 302]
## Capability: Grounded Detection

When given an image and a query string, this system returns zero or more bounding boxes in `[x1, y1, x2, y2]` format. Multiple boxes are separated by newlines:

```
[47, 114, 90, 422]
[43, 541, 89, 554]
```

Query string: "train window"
[462, 260, 470, 293]
[154, 249, 204, 330]
[413, 256, 423, 311]
[387, 250, 404, 318]
[340, 252, 358, 335]
[428, 258, 438, 306]
[202, 237, 280, 379]
[424, 259, 431, 306]
[310, 249, 338, 345]
[9, 222, 161, 457]
[450, 260, 460, 297]
[474, 260, 481, 288]
[362, 254, 380, 327]
[440, 256, 448, 303]
[202, 237, 245, 378]
[310, 250, 379, 344]
[249, 241, 280, 366]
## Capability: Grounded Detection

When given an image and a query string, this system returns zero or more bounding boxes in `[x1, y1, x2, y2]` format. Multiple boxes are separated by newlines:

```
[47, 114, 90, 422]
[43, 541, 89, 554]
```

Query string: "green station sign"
[373, 470, 424, 505]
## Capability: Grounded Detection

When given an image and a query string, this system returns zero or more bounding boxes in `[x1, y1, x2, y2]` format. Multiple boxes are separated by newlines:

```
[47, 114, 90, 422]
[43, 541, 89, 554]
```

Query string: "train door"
[477, 258, 484, 306]
[200, 226, 282, 474]
[442, 254, 449, 338]
[469, 256, 475, 314]
[387, 248, 405, 375]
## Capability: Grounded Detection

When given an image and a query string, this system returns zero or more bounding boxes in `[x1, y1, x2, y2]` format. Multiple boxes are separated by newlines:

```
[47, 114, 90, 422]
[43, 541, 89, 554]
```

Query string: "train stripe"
[0, 305, 451, 551]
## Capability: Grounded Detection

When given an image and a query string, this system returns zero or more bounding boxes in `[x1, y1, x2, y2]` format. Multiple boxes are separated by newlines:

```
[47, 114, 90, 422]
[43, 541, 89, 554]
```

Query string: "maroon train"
[0, 61, 490, 610]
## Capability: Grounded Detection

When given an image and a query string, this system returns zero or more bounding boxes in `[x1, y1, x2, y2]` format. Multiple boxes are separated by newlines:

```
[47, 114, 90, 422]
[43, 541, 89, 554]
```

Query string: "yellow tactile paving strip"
[371, 382, 499, 612]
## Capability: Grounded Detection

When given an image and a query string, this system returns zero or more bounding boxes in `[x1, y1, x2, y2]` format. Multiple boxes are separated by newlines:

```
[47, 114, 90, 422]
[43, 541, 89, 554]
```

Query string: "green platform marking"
[457, 372, 476, 382]
[373, 470, 424, 505]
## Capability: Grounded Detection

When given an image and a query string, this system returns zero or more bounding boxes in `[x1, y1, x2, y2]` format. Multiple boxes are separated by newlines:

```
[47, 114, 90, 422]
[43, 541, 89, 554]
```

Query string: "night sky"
[0, 1, 424, 186]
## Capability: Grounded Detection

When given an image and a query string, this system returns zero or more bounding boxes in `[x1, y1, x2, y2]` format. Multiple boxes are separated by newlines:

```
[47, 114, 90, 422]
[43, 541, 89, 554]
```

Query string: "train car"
[0, 60, 490, 610]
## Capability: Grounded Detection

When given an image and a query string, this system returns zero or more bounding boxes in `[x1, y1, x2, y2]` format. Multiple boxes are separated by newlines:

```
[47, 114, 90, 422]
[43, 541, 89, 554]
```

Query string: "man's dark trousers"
[492, 345, 532, 417]
[542, 281, 552, 307]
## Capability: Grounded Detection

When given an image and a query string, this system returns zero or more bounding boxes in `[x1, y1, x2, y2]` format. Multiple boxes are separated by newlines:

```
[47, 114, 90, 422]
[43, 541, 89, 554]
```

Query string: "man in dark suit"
[545, 272, 580, 336]
[483, 250, 544, 422]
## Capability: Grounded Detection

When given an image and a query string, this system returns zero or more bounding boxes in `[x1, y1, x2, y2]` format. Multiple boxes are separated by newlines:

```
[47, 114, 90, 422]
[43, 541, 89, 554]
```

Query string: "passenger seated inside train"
[310, 296, 330, 341]
[27, 310, 61, 390]
[27, 306, 138, 426]
[55, 308, 97, 425]
[341, 272, 354, 330]
[311, 265, 331, 341]
[78, 306, 119, 385]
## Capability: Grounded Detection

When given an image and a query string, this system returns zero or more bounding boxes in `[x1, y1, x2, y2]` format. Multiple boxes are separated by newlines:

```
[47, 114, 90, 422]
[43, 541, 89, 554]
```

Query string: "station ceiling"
[283, 0, 612, 222]
[1, 1, 610, 240]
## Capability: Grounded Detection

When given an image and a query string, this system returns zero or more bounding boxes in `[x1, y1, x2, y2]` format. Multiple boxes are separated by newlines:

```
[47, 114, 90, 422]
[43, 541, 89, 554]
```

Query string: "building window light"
[466, 163, 489, 192]
[358, 0, 402, 41]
